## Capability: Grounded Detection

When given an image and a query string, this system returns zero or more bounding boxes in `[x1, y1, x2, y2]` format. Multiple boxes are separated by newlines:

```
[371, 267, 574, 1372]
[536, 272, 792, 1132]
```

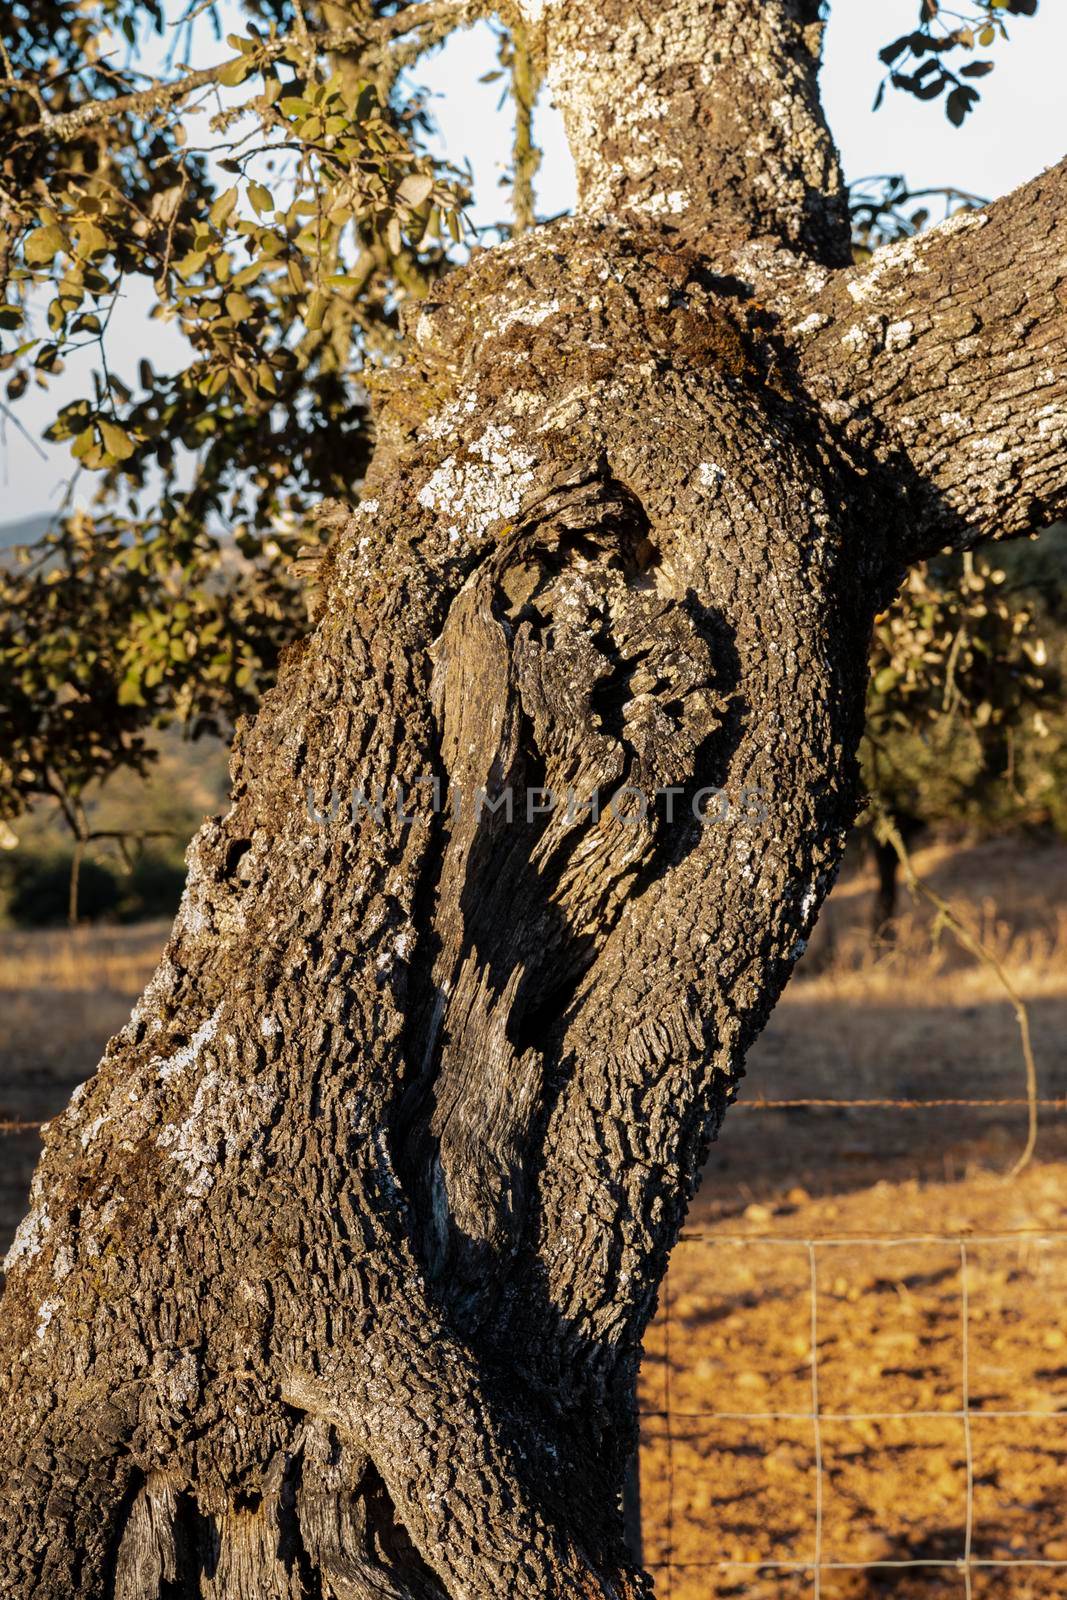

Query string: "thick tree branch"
[791, 158, 1067, 559]
[519, 0, 850, 265]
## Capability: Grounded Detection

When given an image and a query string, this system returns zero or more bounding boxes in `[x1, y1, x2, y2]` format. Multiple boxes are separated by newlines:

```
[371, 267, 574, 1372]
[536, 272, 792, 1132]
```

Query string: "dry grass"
[802, 832, 1067, 996]
[0, 920, 166, 1245]
[1, 834, 1066, 1595]
[703, 836, 1067, 1207]
[0, 919, 168, 997]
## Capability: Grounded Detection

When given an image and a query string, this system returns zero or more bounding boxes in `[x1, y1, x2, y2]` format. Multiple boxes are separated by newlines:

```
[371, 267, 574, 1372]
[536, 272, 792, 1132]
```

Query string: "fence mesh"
[644, 1229, 1067, 1599]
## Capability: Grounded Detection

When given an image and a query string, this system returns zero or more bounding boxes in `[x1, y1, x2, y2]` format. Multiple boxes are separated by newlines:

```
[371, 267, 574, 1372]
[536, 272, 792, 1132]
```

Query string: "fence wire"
[648, 1230, 1067, 1599]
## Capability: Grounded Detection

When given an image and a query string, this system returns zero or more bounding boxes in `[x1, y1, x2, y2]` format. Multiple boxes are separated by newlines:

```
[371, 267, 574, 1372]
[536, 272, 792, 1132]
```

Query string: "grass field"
[1, 832, 1065, 1594]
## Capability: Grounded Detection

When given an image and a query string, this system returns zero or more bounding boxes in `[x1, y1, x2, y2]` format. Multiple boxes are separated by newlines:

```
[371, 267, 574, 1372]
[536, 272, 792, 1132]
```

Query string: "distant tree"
[863, 543, 1062, 929]
[0, 0, 481, 855]
[0, 505, 310, 914]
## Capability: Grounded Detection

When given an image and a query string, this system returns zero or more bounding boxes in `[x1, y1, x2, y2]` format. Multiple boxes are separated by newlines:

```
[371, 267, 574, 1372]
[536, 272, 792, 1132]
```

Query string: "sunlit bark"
[3, 3, 1065, 1595]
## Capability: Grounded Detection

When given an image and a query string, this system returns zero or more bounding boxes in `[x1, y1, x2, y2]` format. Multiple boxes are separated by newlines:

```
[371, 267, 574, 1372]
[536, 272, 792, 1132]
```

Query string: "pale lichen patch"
[847, 235, 925, 305]
[157, 1074, 276, 1204]
[791, 311, 829, 337]
[635, 189, 688, 218]
[841, 324, 874, 354]
[35, 1296, 60, 1341]
[417, 425, 537, 544]
[52, 1244, 74, 1284]
[885, 319, 915, 352]
[492, 299, 562, 338]
[421, 392, 479, 443]
[4, 1201, 51, 1272]
[152, 1003, 223, 1084]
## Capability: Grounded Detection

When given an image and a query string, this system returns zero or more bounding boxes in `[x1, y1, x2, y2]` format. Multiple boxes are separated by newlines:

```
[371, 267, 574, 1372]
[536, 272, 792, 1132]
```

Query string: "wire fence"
[733, 1098, 1067, 1113]
[646, 1229, 1067, 1599]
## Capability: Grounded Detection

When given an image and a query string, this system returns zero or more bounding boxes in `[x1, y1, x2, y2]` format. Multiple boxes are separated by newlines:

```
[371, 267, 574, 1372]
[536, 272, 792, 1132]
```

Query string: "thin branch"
[875, 805, 1041, 1180]
[0, 400, 49, 461]
[507, 18, 542, 235]
[2, 1, 490, 145]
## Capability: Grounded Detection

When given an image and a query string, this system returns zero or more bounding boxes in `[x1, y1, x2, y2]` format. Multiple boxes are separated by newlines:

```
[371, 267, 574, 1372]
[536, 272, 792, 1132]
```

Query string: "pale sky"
[3, 0, 1065, 521]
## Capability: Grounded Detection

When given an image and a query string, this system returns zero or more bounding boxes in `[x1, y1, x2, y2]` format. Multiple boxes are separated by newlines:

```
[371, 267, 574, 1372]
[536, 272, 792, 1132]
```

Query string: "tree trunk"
[869, 814, 922, 939]
[3, 2, 1066, 1595]
[872, 830, 900, 936]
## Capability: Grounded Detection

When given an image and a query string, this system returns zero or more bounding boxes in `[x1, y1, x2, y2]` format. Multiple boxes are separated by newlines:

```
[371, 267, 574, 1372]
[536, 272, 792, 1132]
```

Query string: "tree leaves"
[209, 187, 239, 229]
[863, 549, 1062, 838]
[397, 173, 435, 209]
[0, 0, 478, 836]
[98, 420, 136, 461]
[875, 0, 1037, 124]
[946, 84, 981, 124]
[218, 54, 254, 88]
[24, 224, 66, 265]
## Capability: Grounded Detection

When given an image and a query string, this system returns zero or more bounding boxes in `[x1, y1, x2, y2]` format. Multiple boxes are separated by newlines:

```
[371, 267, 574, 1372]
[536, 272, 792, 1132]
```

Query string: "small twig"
[84, 277, 125, 417]
[292, 0, 315, 70]
[6, 2, 490, 145]
[874, 805, 1040, 1179]
[168, 0, 218, 30]
[0, 400, 49, 461]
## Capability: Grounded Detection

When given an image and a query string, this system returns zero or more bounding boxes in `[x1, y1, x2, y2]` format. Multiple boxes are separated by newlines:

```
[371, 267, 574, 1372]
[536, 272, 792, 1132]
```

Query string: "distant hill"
[0, 512, 53, 550]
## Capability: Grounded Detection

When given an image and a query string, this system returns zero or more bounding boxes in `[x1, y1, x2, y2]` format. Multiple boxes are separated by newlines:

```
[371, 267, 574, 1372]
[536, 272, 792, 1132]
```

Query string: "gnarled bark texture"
[2, 1, 1066, 1596]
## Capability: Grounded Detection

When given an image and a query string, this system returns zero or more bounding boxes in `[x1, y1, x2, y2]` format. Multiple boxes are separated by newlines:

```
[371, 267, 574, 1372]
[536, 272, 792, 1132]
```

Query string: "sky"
[3, 0, 1066, 522]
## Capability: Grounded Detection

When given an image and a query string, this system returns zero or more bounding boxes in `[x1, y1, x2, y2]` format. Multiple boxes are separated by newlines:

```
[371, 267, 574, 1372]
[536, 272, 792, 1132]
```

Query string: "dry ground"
[642, 1166, 1067, 1599]
[644, 834, 1067, 1599]
[1, 833, 1065, 1597]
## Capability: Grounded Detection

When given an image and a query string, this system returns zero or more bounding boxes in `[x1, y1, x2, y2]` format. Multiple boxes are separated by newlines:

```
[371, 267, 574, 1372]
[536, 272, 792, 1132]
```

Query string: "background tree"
[1, 2, 1065, 1598]
[863, 538, 1064, 929]
[0, 0, 480, 877]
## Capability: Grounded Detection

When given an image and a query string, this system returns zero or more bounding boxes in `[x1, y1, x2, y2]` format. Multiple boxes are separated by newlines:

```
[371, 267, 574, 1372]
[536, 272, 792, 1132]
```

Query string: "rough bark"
[791, 161, 1067, 556]
[517, 0, 851, 265]
[3, 2, 1066, 1597]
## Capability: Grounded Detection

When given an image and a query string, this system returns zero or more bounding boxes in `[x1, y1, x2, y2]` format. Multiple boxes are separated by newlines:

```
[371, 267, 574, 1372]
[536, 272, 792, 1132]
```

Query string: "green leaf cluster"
[874, 0, 1039, 124]
[863, 540, 1066, 838]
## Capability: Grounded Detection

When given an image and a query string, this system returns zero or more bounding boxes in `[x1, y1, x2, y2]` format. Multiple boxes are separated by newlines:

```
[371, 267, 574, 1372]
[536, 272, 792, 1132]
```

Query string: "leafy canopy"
[0, 0, 1049, 852]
